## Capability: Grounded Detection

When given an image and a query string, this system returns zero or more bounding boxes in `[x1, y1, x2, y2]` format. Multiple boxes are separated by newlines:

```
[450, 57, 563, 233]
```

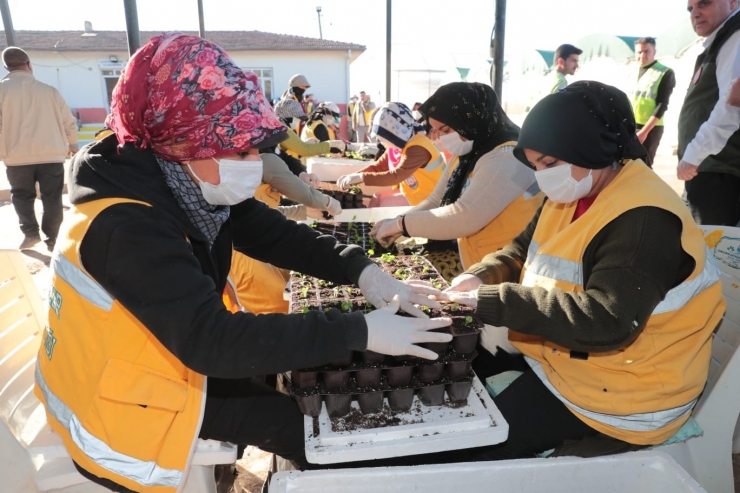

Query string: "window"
[243, 68, 274, 101]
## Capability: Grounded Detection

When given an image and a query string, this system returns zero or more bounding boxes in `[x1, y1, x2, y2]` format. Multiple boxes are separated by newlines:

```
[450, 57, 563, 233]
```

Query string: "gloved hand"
[306, 207, 324, 219]
[325, 196, 343, 216]
[445, 274, 483, 293]
[337, 173, 364, 189]
[299, 172, 320, 188]
[346, 142, 362, 152]
[370, 216, 403, 248]
[358, 264, 442, 318]
[365, 296, 453, 360]
[446, 289, 479, 309]
[328, 140, 346, 152]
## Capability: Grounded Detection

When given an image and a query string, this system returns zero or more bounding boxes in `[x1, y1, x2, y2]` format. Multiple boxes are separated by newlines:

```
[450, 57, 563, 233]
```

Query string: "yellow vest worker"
[393, 133, 444, 206]
[511, 161, 724, 444]
[36, 198, 205, 493]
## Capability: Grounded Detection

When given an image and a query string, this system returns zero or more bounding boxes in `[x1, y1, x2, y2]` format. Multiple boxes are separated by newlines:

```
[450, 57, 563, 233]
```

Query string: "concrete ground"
[1, 153, 737, 492]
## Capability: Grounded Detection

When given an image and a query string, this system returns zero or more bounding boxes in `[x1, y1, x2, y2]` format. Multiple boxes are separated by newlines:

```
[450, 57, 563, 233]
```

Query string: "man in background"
[0, 47, 78, 250]
[549, 44, 582, 93]
[678, 0, 740, 225]
[351, 90, 376, 143]
[630, 37, 676, 167]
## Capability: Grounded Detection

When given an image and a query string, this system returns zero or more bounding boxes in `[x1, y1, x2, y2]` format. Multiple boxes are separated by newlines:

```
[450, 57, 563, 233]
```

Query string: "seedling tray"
[303, 374, 508, 464]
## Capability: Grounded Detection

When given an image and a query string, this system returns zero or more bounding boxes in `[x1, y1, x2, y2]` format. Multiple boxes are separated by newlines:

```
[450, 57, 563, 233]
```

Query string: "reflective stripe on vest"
[51, 251, 113, 311]
[425, 155, 444, 172]
[525, 242, 721, 317]
[35, 365, 184, 488]
[525, 356, 696, 431]
[521, 242, 720, 431]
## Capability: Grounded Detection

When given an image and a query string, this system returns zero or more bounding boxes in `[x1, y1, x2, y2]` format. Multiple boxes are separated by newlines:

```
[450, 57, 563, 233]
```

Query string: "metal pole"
[491, 0, 506, 100]
[123, 0, 141, 57]
[0, 0, 16, 47]
[385, 0, 392, 102]
[197, 0, 205, 39]
[317, 7, 323, 40]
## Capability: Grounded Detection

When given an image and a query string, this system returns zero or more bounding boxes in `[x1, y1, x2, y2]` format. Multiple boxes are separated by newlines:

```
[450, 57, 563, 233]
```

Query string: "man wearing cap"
[630, 37, 676, 167]
[678, 0, 740, 226]
[0, 47, 78, 250]
[283, 73, 311, 113]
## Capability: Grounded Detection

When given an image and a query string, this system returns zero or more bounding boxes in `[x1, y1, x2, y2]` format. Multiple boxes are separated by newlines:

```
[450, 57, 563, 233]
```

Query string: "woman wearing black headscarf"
[370, 82, 543, 279]
[445, 82, 724, 460]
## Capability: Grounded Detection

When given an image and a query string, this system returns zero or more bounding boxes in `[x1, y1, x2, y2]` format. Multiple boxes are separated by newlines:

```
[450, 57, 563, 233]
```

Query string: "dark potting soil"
[330, 404, 423, 432]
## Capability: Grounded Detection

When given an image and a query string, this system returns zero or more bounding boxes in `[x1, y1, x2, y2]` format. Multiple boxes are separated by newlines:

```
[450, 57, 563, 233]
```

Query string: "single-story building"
[0, 26, 365, 124]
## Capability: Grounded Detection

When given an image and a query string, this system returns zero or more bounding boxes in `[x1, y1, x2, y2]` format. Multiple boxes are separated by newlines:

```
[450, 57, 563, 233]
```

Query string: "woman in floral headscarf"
[336, 102, 445, 207]
[34, 32, 453, 493]
[370, 83, 544, 280]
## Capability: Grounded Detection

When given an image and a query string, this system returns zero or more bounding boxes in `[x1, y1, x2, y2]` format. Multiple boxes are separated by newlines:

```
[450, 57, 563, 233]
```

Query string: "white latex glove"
[369, 218, 392, 237]
[328, 140, 346, 152]
[346, 142, 362, 152]
[325, 196, 343, 216]
[372, 216, 403, 248]
[445, 274, 483, 293]
[337, 173, 364, 189]
[365, 295, 453, 360]
[299, 172, 320, 188]
[446, 289, 478, 309]
[358, 264, 442, 318]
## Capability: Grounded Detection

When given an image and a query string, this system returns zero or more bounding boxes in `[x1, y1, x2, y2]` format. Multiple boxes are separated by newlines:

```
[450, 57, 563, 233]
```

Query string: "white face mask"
[412, 110, 422, 121]
[438, 131, 474, 156]
[323, 115, 335, 127]
[535, 163, 593, 203]
[189, 157, 263, 206]
[289, 118, 301, 130]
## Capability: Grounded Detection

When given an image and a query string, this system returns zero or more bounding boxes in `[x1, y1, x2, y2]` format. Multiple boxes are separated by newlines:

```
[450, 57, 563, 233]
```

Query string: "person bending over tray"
[444, 81, 725, 460]
[33, 33, 452, 493]
[370, 83, 543, 281]
[336, 102, 444, 207]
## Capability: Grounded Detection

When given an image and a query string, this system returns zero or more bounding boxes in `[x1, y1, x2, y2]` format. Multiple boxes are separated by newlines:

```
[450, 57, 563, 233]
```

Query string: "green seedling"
[301, 306, 310, 313]
[451, 302, 459, 312]
[465, 315, 473, 325]
[341, 300, 352, 312]
[368, 249, 375, 256]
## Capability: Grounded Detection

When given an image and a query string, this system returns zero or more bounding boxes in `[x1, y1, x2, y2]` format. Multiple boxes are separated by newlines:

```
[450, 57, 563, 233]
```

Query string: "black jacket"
[72, 135, 372, 378]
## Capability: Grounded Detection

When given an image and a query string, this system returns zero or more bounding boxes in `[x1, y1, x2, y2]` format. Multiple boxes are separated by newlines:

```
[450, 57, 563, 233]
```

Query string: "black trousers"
[198, 377, 307, 465]
[5, 162, 65, 240]
[684, 171, 740, 226]
[636, 124, 664, 167]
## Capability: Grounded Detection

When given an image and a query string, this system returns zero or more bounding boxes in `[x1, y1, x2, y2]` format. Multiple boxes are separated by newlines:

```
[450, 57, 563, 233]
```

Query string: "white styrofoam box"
[307, 157, 369, 182]
[270, 451, 706, 493]
[329, 206, 411, 223]
[304, 376, 508, 465]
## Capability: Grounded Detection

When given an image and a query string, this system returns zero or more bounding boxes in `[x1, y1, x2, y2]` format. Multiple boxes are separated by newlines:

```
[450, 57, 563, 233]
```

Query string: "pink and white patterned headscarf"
[108, 32, 285, 161]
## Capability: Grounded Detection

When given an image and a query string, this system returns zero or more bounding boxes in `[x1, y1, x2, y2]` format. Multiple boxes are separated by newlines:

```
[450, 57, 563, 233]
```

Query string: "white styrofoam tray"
[304, 376, 508, 464]
[324, 206, 411, 223]
[270, 451, 706, 492]
[307, 157, 369, 181]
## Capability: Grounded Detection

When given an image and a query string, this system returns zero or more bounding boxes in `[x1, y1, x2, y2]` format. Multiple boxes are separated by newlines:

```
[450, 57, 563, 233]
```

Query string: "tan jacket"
[0, 70, 78, 166]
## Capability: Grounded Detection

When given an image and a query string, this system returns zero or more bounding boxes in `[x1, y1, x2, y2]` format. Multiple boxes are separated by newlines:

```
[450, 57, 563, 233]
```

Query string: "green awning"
[574, 34, 635, 63]
[657, 19, 700, 58]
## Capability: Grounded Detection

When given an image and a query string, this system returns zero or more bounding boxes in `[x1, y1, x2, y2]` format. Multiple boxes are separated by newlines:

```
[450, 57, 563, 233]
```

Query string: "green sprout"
[465, 315, 473, 326]
[341, 300, 352, 312]
[380, 252, 396, 264]
[301, 306, 310, 313]
[451, 302, 460, 312]
[332, 286, 340, 298]
[324, 307, 332, 313]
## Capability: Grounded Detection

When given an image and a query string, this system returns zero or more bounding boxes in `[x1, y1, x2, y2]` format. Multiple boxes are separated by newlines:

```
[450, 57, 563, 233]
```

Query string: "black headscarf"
[419, 82, 519, 205]
[514, 81, 647, 170]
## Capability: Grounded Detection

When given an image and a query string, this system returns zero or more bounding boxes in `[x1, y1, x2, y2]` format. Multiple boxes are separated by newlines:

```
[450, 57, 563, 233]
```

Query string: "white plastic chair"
[0, 249, 237, 492]
[652, 226, 740, 493]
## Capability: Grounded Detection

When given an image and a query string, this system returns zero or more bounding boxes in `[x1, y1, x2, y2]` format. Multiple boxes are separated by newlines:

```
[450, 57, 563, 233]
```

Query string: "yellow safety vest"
[253, 182, 281, 209]
[631, 62, 670, 126]
[35, 198, 207, 493]
[301, 120, 336, 142]
[457, 142, 544, 270]
[396, 133, 444, 206]
[511, 160, 725, 444]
